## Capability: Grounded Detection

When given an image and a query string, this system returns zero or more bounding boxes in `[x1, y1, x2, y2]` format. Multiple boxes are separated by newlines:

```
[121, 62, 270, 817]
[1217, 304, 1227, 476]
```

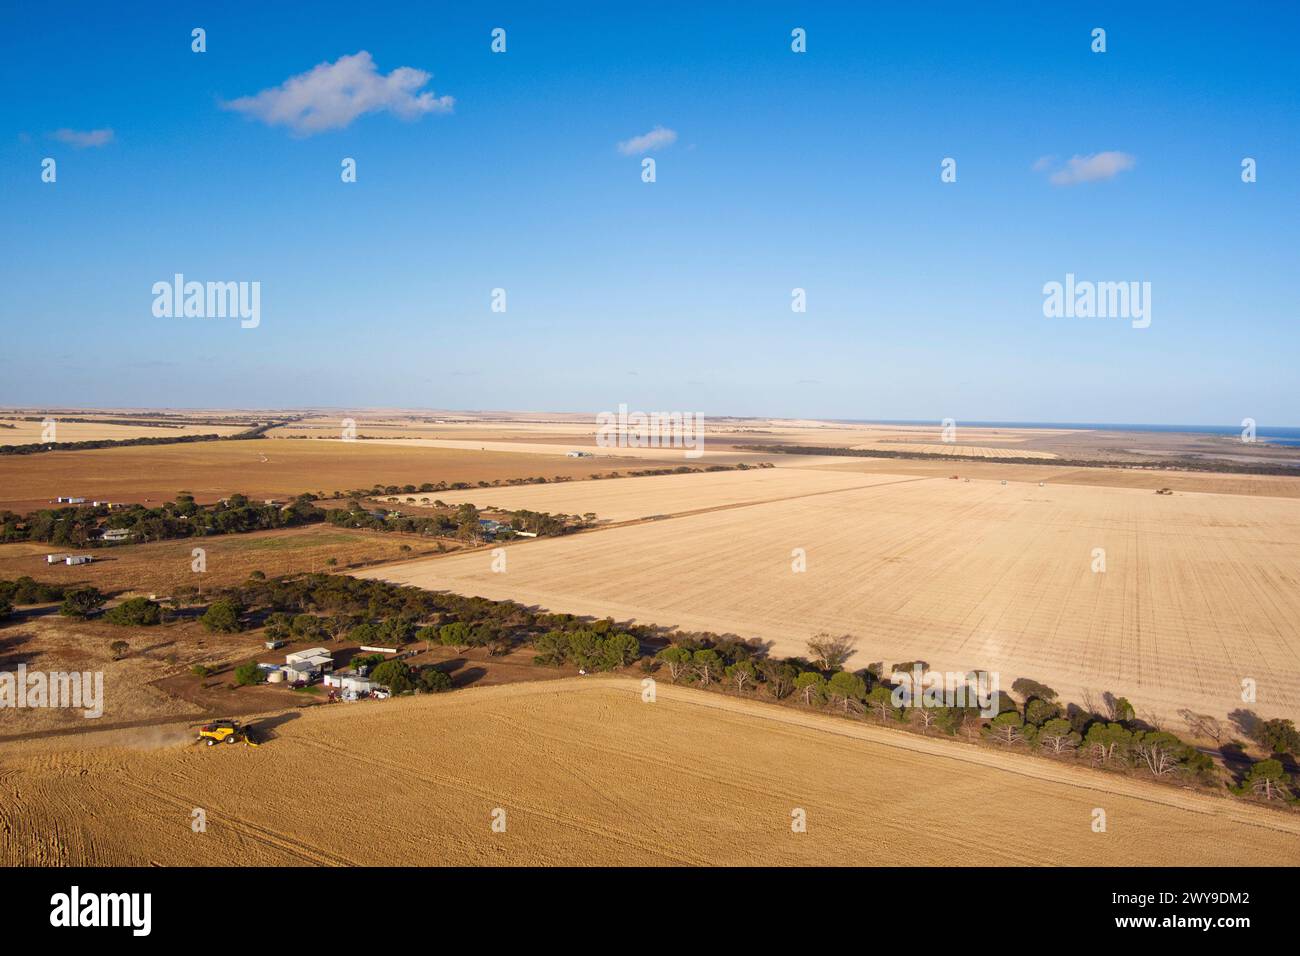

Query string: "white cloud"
[222, 51, 453, 136]
[50, 128, 114, 148]
[617, 125, 677, 155]
[1038, 151, 1136, 185]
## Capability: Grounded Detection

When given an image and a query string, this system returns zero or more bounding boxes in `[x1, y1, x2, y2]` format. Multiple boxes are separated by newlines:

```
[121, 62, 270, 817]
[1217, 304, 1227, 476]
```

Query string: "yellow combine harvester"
[196, 719, 260, 747]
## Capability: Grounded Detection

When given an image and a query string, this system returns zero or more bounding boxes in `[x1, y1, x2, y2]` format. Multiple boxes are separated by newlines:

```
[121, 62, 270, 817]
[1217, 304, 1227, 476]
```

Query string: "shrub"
[234, 661, 263, 686]
[104, 597, 162, 626]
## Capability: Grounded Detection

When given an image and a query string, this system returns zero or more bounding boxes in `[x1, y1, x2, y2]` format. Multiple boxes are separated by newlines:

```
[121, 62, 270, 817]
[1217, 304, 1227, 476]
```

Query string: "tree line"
[0, 492, 583, 548]
[0, 420, 283, 456]
[0, 493, 324, 547]
[737, 443, 1300, 477]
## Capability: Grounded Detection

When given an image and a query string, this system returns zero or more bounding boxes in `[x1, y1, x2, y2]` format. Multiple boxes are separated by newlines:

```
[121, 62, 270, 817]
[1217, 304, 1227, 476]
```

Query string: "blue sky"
[2, 1, 1297, 425]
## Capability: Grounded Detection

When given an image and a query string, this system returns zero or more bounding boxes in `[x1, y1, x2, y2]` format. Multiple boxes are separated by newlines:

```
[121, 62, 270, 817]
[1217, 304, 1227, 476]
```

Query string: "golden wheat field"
[363, 471, 1300, 723]
[0, 419, 248, 444]
[432, 467, 908, 522]
[3, 678, 1295, 866]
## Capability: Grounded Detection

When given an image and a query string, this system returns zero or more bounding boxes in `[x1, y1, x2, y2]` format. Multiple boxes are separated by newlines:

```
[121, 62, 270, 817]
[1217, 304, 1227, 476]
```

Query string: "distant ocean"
[838, 420, 1300, 448]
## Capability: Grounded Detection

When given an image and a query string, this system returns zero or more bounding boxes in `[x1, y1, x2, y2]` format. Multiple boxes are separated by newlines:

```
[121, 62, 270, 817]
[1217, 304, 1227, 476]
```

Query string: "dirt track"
[2, 678, 1296, 866]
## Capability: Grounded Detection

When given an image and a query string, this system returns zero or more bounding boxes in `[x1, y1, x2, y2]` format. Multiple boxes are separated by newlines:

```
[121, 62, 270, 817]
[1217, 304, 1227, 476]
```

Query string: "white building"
[281, 647, 334, 682]
[323, 672, 376, 696]
[64, 555, 92, 566]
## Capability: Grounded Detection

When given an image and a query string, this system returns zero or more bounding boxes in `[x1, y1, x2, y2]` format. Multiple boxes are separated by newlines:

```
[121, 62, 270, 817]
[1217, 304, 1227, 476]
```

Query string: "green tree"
[1109, 696, 1136, 724]
[1024, 697, 1060, 727]
[60, 587, 106, 619]
[1237, 759, 1293, 801]
[795, 671, 827, 706]
[1083, 722, 1133, 764]
[1251, 718, 1300, 756]
[371, 659, 414, 695]
[532, 629, 570, 667]
[826, 670, 867, 713]
[758, 660, 799, 700]
[290, 614, 327, 641]
[109, 639, 130, 660]
[600, 632, 640, 670]
[104, 597, 162, 626]
[417, 667, 453, 693]
[1038, 718, 1080, 754]
[416, 625, 438, 651]
[375, 617, 417, 646]
[692, 649, 723, 686]
[656, 646, 693, 682]
[984, 710, 1026, 746]
[725, 659, 757, 694]
[201, 599, 243, 633]
[439, 622, 472, 652]
[234, 661, 263, 686]
[1132, 731, 1190, 777]
[866, 684, 900, 722]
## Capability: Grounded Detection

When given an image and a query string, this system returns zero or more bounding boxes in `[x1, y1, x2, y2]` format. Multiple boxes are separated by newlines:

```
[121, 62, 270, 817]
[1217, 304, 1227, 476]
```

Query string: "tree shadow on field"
[6, 604, 64, 622]
[1219, 742, 1253, 780]
[0, 632, 37, 669]
[452, 666, 487, 688]
[438, 657, 468, 675]
[249, 711, 300, 742]
[1228, 709, 1260, 741]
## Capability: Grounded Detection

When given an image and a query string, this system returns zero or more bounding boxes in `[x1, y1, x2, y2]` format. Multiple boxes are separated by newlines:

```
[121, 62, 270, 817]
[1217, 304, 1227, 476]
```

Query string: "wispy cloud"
[617, 125, 677, 155]
[50, 128, 114, 148]
[1035, 151, 1136, 185]
[221, 51, 453, 136]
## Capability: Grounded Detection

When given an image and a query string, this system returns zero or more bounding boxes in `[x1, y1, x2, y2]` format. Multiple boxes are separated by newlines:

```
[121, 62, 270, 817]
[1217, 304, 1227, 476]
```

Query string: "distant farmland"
[363, 470, 1300, 723]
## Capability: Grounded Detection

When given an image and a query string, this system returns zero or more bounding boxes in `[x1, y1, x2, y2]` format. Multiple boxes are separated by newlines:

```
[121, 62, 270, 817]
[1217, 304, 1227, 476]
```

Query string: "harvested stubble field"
[331, 436, 765, 464]
[363, 472, 1300, 723]
[0, 612, 285, 736]
[0, 525, 445, 593]
[434, 467, 908, 523]
[0, 419, 248, 445]
[791, 455, 1300, 498]
[2, 678, 1296, 866]
[0, 437, 641, 513]
[855, 442, 1058, 459]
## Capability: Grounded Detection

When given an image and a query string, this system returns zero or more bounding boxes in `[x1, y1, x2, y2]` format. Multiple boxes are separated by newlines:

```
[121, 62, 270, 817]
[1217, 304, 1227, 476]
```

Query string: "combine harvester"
[196, 719, 260, 747]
